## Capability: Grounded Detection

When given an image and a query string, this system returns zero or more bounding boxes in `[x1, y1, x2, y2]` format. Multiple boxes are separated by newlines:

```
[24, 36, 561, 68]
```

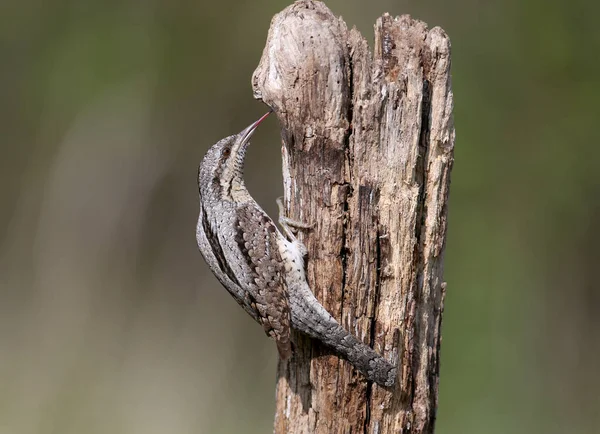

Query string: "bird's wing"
[233, 202, 292, 359]
[197, 200, 259, 321]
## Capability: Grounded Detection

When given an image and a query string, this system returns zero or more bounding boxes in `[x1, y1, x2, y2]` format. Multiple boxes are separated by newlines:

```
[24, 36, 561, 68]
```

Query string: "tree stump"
[252, 1, 454, 433]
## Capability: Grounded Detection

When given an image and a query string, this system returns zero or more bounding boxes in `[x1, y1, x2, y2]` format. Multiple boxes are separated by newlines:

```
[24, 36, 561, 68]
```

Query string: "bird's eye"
[222, 147, 231, 158]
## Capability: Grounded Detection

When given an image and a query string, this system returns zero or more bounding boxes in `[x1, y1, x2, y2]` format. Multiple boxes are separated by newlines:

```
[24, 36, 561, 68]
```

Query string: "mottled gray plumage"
[196, 113, 396, 386]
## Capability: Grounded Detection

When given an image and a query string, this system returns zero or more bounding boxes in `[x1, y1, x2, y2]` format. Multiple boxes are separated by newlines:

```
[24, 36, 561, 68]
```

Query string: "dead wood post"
[252, 1, 454, 433]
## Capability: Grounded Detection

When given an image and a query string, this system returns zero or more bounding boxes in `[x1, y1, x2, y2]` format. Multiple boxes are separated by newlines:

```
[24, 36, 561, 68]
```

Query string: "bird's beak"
[239, 110, 272, 146]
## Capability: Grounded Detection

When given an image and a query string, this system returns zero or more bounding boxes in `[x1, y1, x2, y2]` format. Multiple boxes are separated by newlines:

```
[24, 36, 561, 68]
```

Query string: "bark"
[252, 1, 454, 433]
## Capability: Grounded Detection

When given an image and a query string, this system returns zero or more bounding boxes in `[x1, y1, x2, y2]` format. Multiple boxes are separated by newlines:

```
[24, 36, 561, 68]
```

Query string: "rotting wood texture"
[252, 1, 454, 433]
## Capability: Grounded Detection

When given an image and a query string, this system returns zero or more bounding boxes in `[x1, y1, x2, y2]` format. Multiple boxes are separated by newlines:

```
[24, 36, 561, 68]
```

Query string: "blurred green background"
[1, 0, 599, 433]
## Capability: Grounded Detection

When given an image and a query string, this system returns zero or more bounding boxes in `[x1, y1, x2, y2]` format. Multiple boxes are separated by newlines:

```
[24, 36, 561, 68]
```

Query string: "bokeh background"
[1, 0, 599, 433]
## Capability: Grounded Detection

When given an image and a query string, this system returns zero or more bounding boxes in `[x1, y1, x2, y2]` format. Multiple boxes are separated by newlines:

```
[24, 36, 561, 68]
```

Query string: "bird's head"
[198, 111, 271, 201]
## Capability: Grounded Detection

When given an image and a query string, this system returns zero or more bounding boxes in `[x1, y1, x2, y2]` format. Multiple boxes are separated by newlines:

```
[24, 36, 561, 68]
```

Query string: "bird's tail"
[288, 282, 397, 387]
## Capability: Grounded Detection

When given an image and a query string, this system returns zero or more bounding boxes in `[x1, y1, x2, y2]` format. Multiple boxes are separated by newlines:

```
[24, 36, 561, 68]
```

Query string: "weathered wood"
[252, 1, 454, 432]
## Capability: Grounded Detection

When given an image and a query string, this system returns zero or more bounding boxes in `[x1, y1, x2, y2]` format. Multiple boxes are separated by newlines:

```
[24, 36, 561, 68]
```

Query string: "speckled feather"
[234, 203, 292, 359]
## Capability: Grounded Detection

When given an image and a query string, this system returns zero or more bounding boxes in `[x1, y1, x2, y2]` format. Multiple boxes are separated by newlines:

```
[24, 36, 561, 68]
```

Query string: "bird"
[196, 111, 396, 386]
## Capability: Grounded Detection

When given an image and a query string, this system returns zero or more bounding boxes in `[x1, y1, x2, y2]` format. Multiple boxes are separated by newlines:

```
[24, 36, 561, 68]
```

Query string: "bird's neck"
[219, 162, 251, 204]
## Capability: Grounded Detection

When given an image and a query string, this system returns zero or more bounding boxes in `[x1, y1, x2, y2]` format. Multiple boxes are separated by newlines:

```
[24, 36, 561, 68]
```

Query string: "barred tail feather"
[288, 283, 397, 387]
